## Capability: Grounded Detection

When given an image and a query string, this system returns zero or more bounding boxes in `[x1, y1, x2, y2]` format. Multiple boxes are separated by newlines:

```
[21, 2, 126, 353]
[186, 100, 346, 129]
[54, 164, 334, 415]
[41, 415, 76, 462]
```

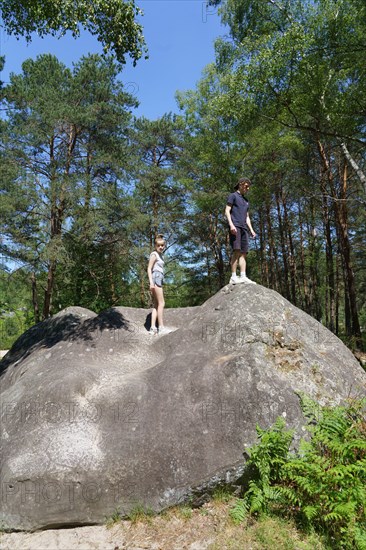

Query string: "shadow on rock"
[0, 307, 132, 378]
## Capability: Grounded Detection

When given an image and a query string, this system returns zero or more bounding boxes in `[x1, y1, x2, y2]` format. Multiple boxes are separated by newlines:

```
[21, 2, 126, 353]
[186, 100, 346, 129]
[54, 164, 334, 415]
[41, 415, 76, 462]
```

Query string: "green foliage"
[1, 0, 365, 348]
[0, 269, 35, 348]
[105, 508, 122, 528]
[126, 504, 155, 524]
[212, 0, 366, 143]
[232, 398, 366, 549]
[201, 0, 366, 348]
[252, 516, 326, 550]
[176, 505, 193, 520]
[1, 53, 137, 318]
[231, 417, 293, 521]
[212, 485, 234, 503]
[0, 0, 147, 65]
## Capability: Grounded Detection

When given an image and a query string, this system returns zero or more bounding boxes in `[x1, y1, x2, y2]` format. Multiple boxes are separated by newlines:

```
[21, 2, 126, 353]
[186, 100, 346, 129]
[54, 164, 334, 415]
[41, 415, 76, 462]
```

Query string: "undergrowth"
[231, 396, 366, 549]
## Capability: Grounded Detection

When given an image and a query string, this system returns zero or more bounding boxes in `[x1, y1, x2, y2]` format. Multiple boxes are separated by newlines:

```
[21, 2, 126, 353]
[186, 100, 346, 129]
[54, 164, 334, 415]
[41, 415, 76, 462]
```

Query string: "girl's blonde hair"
[155, 234, 165, 246]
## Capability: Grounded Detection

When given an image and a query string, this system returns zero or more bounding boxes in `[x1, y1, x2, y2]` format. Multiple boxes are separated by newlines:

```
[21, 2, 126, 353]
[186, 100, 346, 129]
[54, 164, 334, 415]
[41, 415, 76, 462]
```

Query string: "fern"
[232, 397, 366, 549]
[354, 526, 366, 550]
[230, 498, 250, 524]
[296, 391, 322, 423]
[302, 505, 318, 522]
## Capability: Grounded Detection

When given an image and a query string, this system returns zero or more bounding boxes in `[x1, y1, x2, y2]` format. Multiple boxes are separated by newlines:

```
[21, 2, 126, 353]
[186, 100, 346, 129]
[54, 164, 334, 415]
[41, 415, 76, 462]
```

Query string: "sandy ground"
[0, 501, 323, 550]
[1, 525, 121, 550]
[0, 504, 222, 550]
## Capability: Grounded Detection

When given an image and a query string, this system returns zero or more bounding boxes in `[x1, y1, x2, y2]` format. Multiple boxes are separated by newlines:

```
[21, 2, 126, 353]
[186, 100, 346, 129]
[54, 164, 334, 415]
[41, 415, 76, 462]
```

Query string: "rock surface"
[1, 284, 365, 531]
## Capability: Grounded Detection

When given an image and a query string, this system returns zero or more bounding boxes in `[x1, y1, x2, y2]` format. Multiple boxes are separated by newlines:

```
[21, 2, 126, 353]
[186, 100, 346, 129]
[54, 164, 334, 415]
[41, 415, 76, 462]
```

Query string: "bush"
[231, 397, 366, 549]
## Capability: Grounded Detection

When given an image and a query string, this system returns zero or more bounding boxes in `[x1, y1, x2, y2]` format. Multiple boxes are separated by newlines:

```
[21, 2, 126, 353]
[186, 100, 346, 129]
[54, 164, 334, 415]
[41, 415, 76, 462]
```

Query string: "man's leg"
[230, 250, 248, 284]
[238, 251, 256, 284]
[229, 227, 241, 284]
[238, 252, 247, 276]
[230, 229, 253, 284]
[230, 250, 241, 275]
[237, 229, 256, 283]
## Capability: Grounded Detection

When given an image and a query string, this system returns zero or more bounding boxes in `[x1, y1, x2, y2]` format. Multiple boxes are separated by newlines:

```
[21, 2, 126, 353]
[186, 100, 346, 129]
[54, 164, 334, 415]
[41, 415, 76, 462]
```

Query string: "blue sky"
[0, 0, 228, 119]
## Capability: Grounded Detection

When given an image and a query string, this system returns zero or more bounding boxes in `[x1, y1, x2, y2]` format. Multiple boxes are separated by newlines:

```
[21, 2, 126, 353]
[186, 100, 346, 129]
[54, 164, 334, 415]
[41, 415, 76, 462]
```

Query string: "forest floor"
[0, 498, 327, 550]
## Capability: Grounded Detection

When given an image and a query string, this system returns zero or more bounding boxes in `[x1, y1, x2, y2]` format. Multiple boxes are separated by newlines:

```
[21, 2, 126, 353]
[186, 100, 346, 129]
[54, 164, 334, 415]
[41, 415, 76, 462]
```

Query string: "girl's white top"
[150, 251, 164, 273]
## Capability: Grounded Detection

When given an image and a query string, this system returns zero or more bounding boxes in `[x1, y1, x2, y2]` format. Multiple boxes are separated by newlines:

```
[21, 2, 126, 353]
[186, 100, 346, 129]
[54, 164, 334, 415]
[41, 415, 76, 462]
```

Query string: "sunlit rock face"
[1, 285, 365, 530]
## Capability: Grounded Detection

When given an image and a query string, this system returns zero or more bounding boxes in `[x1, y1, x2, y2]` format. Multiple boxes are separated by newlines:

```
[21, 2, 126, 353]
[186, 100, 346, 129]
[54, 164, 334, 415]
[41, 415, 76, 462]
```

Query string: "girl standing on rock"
[147, 235, 171, 335]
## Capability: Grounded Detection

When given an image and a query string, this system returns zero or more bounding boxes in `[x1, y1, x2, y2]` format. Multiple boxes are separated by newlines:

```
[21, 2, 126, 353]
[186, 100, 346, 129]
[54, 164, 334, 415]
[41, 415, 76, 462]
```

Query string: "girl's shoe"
[158, 326, 172, 335]
[149, 327, 158, 335]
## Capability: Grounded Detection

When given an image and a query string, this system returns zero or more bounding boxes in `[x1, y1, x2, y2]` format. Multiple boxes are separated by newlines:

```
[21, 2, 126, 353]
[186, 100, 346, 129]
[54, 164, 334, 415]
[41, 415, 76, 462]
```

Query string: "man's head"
[235, 177, 252, 194]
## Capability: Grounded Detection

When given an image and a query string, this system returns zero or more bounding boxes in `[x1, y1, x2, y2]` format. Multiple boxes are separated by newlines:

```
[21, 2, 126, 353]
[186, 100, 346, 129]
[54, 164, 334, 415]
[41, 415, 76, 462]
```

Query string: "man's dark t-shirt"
[227, 192, 249, 228]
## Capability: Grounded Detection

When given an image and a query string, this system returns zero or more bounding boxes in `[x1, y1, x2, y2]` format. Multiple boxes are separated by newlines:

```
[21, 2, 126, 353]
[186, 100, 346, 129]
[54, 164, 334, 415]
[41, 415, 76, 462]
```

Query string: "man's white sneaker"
[229, 274, 239, 285]
[239, 275, 256, 284]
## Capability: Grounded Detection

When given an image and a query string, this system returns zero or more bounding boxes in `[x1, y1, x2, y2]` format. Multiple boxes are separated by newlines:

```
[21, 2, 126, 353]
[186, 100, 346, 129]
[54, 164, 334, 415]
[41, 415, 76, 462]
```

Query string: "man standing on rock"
[225, 177, 257, 284]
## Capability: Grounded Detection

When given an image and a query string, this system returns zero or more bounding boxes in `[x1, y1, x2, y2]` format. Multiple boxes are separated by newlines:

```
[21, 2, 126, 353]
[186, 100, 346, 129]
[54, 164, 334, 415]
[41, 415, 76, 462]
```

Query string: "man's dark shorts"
[152, 271, 164, 287]
[229, 226, 249, 253]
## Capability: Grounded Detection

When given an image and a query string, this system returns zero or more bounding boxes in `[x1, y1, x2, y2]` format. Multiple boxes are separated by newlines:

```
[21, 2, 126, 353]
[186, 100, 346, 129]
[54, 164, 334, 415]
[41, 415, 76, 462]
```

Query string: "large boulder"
[1, 284, 365, 530]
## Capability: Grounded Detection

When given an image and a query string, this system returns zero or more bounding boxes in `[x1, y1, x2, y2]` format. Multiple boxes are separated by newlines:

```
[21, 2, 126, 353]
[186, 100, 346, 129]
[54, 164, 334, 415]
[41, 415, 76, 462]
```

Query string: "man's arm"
[225, 204, 237, 234]
[246, 214, 256, 238]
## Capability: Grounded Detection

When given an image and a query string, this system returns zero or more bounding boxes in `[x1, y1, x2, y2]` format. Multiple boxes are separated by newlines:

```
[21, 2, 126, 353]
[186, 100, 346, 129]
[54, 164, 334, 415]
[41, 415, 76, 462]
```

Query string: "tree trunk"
[275, 188, 291, 300]
[332, 161, 362, 344]
[31, 271, 40, 324]
[298, 200, 308, 312]
[316, 139, 336, 332]
[43, 260, 56, 319]
[335, 249, 340, 336]
[266, 200, 280, 292]
[43, 124, 78, 318]
[140, 263, 146, 307]
[307, 199, 322, 322]
[282, 188, 297, 305]
[152, 147, 159, 239]
[213, 241, 225, 288]
[340, 142, 366, 197]
[258, 208, 269, 287]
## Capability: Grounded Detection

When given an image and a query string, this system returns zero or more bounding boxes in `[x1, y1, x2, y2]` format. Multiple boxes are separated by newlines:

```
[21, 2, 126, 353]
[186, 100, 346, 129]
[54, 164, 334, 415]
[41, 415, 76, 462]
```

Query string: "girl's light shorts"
[152, 272, 164, 287]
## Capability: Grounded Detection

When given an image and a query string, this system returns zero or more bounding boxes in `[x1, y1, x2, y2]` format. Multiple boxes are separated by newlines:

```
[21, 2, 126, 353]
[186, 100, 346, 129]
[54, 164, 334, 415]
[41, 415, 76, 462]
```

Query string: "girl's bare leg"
[153, 285, 165, 327]
[151, 291, 158, 329]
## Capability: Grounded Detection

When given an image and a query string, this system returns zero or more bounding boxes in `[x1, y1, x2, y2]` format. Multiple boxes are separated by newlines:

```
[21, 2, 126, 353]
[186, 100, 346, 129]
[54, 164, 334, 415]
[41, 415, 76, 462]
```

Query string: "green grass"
[125, 504, 155, 524]
[252, 516, 326, 550]
[208, 514, 327, 550]
[212, 485, 234, 503]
